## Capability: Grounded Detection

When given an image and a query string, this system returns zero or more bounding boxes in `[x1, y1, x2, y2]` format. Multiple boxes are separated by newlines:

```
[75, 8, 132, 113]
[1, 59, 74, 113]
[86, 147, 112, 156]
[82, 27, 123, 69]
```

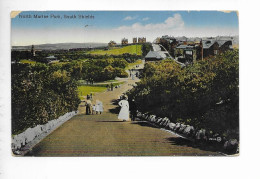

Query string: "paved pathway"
[26, 68, 221, 156]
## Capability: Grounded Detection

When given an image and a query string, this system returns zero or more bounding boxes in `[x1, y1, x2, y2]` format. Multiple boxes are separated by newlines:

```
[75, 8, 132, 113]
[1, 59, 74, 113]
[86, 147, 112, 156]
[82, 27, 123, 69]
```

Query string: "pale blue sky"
[11, 11, 239, 45]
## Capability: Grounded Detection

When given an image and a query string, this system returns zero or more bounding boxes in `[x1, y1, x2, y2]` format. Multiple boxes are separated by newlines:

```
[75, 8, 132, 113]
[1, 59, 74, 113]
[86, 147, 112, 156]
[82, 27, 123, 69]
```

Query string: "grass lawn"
[125, 59, 143, 70]
[78, 81, 125, 100]
[88, 45, 142, 55]
[78, 85, 107, 99]
[20, 59, 36, 64]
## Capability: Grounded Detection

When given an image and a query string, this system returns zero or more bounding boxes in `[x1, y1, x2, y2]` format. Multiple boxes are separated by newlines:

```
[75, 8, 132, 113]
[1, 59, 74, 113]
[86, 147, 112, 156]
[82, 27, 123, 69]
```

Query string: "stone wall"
[12, 111, 78, 155]
[136, 112, 239, 155]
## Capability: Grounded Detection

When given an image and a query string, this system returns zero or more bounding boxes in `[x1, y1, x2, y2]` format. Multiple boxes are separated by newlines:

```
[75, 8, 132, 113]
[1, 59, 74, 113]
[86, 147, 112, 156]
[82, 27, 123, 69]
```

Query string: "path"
[26, 63, 221, 156]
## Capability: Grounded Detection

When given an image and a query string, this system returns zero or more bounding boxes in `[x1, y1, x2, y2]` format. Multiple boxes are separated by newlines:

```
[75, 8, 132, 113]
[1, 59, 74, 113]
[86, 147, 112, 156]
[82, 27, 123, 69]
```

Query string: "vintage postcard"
[11, 11, 239, 156]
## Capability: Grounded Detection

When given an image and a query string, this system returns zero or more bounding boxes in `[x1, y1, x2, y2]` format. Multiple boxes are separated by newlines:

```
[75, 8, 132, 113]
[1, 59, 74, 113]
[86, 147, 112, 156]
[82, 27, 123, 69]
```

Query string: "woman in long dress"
[96, 100, 104, 114]
[98, 101, 103, 114]
[118, 96, 130, 121]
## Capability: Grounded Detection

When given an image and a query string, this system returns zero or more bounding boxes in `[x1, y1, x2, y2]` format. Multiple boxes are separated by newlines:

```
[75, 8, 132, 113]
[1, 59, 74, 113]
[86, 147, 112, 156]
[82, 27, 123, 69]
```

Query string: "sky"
[11, 11, 239, 46]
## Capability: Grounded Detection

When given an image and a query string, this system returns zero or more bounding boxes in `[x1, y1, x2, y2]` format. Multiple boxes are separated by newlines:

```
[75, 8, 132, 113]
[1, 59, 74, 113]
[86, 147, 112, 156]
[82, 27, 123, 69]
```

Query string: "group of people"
[84, 91, 138, 121]
[106, 83, 121, 91]
[118, 95, 137, 122]
[85, 95, 103, 115]
[129, 69, 140, 80]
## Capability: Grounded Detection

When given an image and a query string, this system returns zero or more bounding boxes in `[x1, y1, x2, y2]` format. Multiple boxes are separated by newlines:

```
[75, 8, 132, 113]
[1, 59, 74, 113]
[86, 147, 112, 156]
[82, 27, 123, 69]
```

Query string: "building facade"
[133, 37, 137, 44]
[108, 40, 116, 47]
[138, 37, 146, 43]
[121, 38, 128, 45]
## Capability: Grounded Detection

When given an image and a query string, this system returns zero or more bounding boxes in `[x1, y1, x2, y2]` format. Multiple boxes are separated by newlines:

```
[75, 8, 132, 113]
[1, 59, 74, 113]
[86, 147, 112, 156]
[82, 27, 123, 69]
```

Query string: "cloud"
[116, 14, 184, 32]
[142, 17, 150, 21]
[123, 16, 137, 21]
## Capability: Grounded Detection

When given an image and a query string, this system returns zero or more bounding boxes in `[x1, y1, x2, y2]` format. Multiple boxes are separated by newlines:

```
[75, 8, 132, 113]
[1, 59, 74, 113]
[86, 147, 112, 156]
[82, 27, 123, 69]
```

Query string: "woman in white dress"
[118, 96, 130, 121]
[96, 100, 104, 114]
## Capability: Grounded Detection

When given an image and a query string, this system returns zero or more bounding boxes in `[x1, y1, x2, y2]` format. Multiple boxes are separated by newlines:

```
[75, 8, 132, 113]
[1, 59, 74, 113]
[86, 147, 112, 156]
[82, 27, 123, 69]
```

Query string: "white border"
[1, 0, 260, 179]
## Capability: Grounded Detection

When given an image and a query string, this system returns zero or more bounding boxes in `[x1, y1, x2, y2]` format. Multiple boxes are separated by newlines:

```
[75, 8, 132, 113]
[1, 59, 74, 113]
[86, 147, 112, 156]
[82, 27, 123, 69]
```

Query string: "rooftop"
[145, 51, 169, 59]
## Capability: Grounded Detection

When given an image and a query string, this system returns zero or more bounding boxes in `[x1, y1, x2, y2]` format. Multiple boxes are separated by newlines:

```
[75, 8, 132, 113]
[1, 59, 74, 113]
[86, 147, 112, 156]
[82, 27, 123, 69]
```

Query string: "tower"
[31, 45, 35, 57]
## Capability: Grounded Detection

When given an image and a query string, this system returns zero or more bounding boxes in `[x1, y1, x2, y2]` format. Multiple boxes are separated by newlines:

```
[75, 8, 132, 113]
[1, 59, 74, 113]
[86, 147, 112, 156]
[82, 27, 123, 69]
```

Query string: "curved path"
[26, 70, 221, 156]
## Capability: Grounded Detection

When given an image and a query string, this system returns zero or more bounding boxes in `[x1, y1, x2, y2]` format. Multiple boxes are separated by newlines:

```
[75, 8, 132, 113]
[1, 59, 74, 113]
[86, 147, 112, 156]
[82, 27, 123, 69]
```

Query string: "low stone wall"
[12, 111, 78, 155]
[136, 112, 239, 155]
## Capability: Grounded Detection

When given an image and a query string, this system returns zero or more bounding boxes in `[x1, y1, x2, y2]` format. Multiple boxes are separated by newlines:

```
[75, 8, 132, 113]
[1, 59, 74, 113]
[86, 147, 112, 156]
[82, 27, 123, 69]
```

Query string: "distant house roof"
[216, 40, 232, 47]
[176, 36, 188, 42]
[145, 51, 169, 60]
[202, 40, 217, 49]
[161, 35, 176, 41]
[202, 39, 232, 49]
[187, 37, 202, 42]
[216, 36, 233, 41]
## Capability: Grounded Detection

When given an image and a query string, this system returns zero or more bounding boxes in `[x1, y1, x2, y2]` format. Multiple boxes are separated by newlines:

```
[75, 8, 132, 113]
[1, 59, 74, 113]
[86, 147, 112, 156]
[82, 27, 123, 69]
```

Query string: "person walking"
[92, 104, 96, 115]
[85, 96, 92, 115]
[98, 101, 103, 114]
[110, 83, 114, 91]
[96, 100, 104, 114]
[129, 99, 137, 121]
[118, 96, 130, 122]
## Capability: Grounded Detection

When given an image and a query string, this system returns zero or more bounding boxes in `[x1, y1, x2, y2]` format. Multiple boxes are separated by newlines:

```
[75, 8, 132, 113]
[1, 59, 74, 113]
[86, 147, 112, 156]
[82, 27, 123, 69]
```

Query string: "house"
[175, 44, 202, 63]
[108, 40, 116, 47]
[145, 44, 172, 62]
[133, 37, 137, 44]
[121, 38, 128, 45]
[160, 35, 178, 56]
[202, 40, 219, 58]
[154, 37, 161, 44]
[217, 40, 233, 53]
[138, 37, 146, 43]
[202, 38, 232, 58]
[144, 51, 171, 61]
[175, 36, 188, 44]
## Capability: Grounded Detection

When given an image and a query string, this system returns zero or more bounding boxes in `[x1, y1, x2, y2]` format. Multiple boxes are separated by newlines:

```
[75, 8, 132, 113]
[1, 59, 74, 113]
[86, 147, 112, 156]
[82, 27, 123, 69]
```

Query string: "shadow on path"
[166, 137, 224, 155]
[109, 107, 121, 114]
[131, 121, 224, 155]
[109, 99, 121, 114]
[130, 121, 159, 129]
[96, 120, 125, 123]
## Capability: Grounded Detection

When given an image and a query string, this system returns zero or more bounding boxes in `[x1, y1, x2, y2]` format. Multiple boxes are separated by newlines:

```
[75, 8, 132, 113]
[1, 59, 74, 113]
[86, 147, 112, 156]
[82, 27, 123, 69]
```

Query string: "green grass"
[78, 85, 107, 99]
[78, 81, 125, 100]
[88, 45, 142, 55]
[20, 59, 36, 64]
[125, 59, 143, 70]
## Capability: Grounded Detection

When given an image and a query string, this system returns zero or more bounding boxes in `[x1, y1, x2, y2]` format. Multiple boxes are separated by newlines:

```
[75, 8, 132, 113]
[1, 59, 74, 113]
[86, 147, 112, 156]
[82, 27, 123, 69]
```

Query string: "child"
[92, 104, 96, 115]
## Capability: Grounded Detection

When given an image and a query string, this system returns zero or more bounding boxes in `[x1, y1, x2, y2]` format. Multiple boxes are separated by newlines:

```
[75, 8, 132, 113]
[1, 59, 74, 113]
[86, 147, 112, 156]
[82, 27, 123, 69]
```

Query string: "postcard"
[11, 11, 239, 156]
